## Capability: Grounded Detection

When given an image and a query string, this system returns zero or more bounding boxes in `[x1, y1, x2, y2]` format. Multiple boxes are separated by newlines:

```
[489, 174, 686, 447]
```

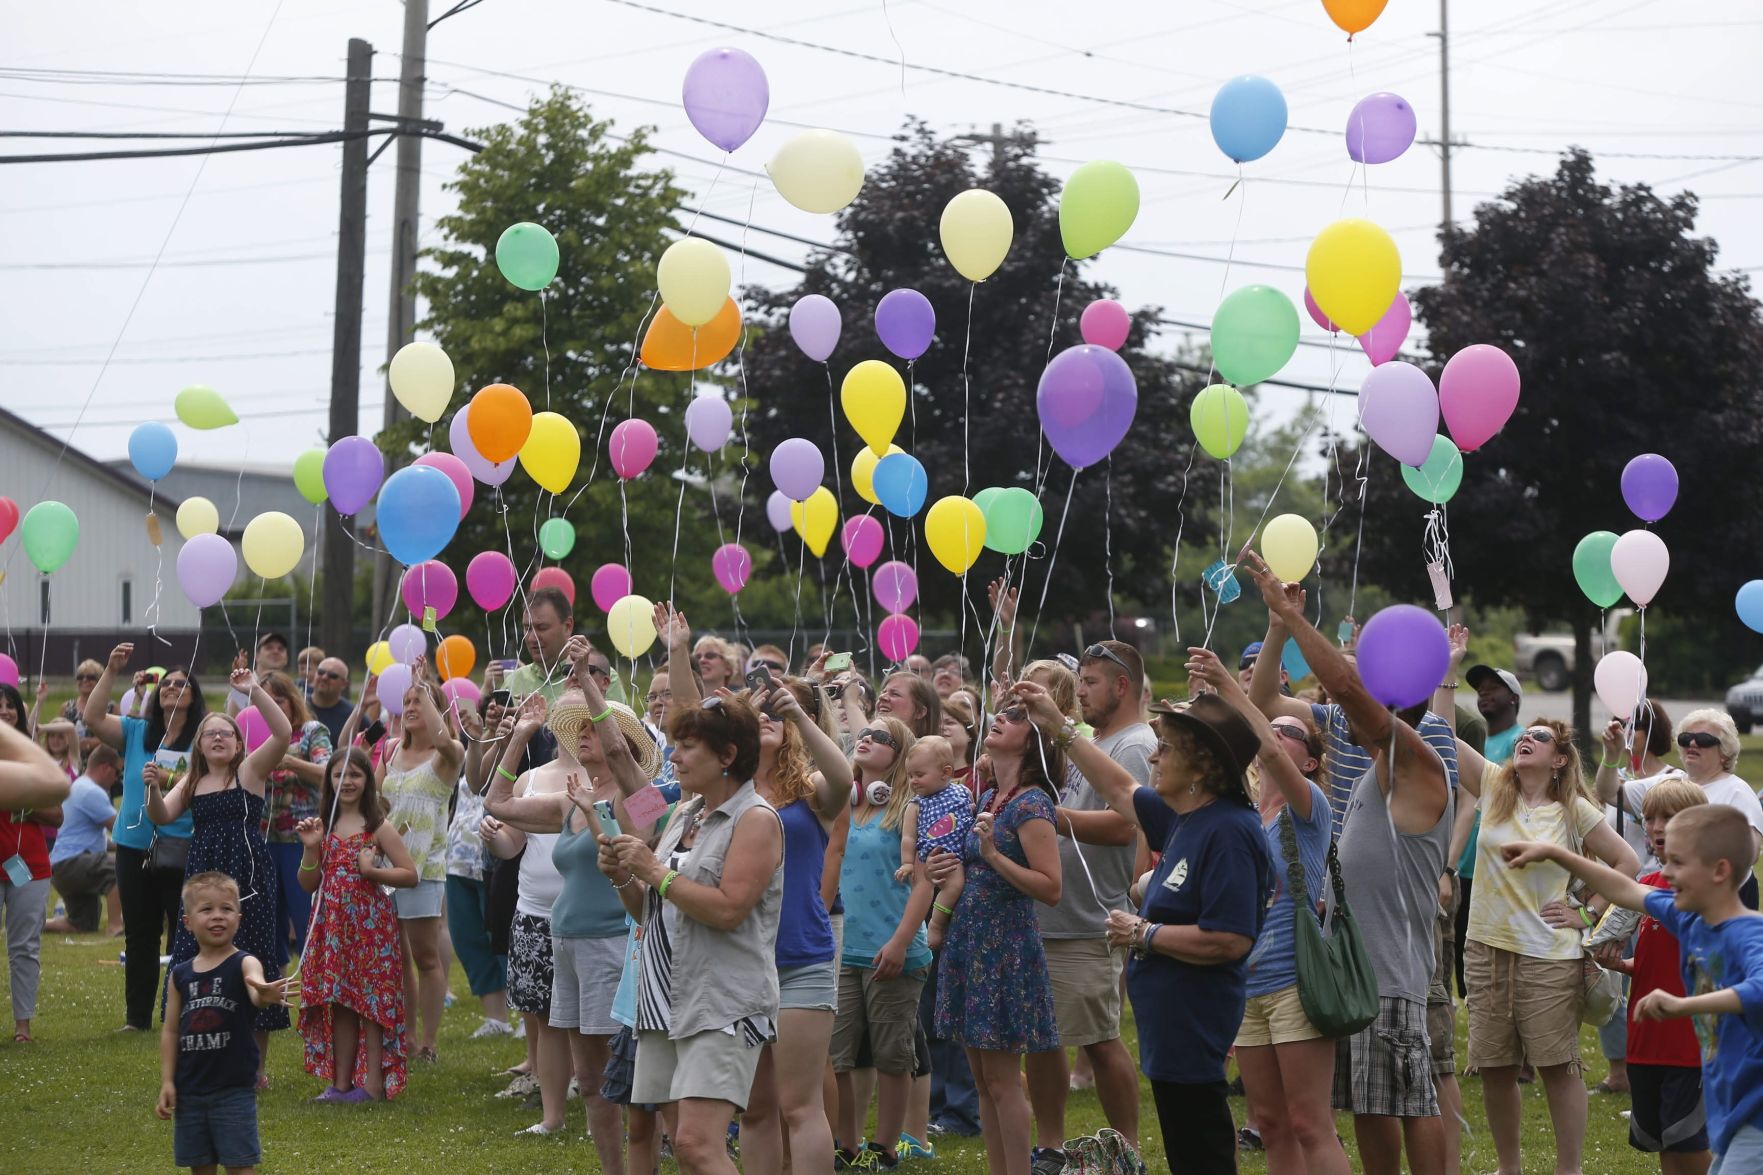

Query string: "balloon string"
[1104, 457, 1116, 640]
[1032, 260, 1069, 502]
[1168, 446, 1200, 647]
[788, 534, 806, 669]
[304, 501, 321, 668]
[145, 483, 167, 647]
[1205, 170, 1250, 389]
[725, 176, 761, 634]
[540, 288, 552, 412]
[1024, 470, 1079, 660]
[824, 363, 846, 523]
[961, 282, 975, 495]
[582, 292, 662, 495]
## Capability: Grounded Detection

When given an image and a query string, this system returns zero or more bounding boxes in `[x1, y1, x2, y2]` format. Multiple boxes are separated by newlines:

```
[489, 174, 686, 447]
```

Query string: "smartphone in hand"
[823, 652, 852, 673]
[592, 799, 622, 840]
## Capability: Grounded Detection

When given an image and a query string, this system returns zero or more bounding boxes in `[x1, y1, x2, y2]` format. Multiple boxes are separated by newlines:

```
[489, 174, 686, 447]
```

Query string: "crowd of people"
[2, 557, 1763, 1175]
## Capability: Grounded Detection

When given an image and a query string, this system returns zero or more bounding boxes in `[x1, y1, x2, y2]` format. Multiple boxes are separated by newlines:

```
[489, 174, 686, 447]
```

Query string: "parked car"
[1726, 666, 1763, 734]
[1513, 610, 1631, 693]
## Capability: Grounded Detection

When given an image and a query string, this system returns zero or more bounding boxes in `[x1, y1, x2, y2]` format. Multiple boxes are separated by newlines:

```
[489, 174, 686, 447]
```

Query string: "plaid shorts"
[1333, 996, 1439, 1119]
[507, 912, 555, 1017]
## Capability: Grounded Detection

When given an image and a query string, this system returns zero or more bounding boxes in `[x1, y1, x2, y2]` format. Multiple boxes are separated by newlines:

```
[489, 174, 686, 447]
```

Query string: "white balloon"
[1593, 651, 1648, 719]
[1610, 529, 1669, 606]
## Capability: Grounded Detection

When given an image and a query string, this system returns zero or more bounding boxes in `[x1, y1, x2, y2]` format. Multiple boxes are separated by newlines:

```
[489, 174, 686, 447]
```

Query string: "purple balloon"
[1621, 453, 1679, 522]
[1303, 286, 1338, 334]
[176, 533, 238, 609]
[789, 294, 841, 363]
[388, 622, 426, 665]
[872, 560, 918, 613]
[684, 393, 733, 453]
[875, 289, 935, 361]
[590, 564, 632, 614]
[322, 435, 384, 516]
[681, 47, 768, 153]
[770, 437, 825, 501]
[400, 560, 458, 621]
[449, 406, 516, 487]
[1346, 92, 1418, 165]
[465, 550, 517, 610]
[1036, 344, 1138, 470]
[1356, 604, 1450, 708]
[841, 515, 884, 569]
[377, 663, 413, 716]
[1357, 361, 1440, 467]
[1356, 292, 1412, 367]
[766, 490, 794, 533]
[711, 543, 752, 594]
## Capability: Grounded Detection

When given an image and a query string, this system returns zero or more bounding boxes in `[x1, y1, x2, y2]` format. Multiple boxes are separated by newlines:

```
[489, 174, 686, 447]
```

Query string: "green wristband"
[658, 869, 680, 900]
[1600, 755, 1621, 770]
[933, 901, 954, 918]
[496, 766, 519, 782]
[587, 707, 613, 725]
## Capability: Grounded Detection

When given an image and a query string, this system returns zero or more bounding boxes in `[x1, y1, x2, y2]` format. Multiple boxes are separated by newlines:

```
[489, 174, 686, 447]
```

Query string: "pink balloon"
[0, 654, 16, 688]
[1356, 361, 1439, 467]
[440, 677, 481, 722]
[841, 515, 884, 569]
[590, 563, 632, 613]
[400, 560, 458, 621]
[448, 406, 516, 486]
[534, 566, 576, 606]
[1439, 344, 1520, 453]
[236, 705, 271, 753]
[872, 560, 918, 613]
[1302, 287, 1338, 334]
[1356, 292, 1411, 367]
[1611, 529, 1670, 607]
[412, 452, 475, 519]
[610, 419, 658, 480]
[1079, 299, 1130, 350]
[711, 543, 752, 594]
[465, 550, 517, 610]
[878, 614, 921, 662]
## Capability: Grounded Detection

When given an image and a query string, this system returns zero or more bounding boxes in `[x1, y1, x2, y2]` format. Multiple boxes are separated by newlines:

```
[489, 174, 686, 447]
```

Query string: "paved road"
[1440, 690, 1723, 732]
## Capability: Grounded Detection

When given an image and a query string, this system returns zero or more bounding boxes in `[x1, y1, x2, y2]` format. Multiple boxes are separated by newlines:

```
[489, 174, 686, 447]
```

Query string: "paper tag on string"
[1, 854, 29, 886]
[1336, 619, 1355, 645]
[623, 784, 669, 828]
[145, 512, 163, 547]
[421, 606, 437, 633]
[1202, 560, 1242, 604]
[1426, 561, 1453, 611]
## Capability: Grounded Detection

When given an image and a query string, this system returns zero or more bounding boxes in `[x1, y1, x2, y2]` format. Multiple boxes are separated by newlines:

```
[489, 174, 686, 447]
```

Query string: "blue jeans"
[445, 874, 507, 997]
[173, 1086, 261, 1168]
[1713, 1123, 1763, 1174]
[921, 949, 980, 1135]
[267, 841, 312, 964]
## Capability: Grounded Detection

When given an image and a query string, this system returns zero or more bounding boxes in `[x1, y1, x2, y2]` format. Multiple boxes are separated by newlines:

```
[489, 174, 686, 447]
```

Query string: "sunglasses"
[995, 706, 1028, 724]
[1271, 722, 1310, 746]
[1678, 731, 1721, 749]
[1517, 727, 1557, 745]
[856, 727, 899, 750]
[76, 673, 98, 683]
[755, 660, 786, 673]
[1083, 643, 1134, 677]
[586, 664, 612, 679]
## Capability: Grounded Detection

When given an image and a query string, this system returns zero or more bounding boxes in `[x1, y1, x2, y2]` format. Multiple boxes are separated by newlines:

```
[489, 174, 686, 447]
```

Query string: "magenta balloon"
[0, 654, 16, 688]
[1302, 287, 1338, 333]
[590, 564, 632, 614]
[711, 543, 752, 594]
[1345, 92, 1418, 165]
[610, 419, 659, 480]
[534, 566, 575, 605]
[1036, 344, 1138, 470]
[681, 47, 768, 153]
[440, 677, 481, 721]
[1355, 292, 1412, 367]
[770, 437, 825, 501]
[412, 452, 475, 519]
[322, 435, 385, 515]
[789, 293, 841, 363]
[465, 550, 517, 610]
[236, 705, 270, 753]
[872, 560, 918, 613]
[766, 490, 794, 533]
[388, 622, 426, 665]
[684, 394, 733, 453]
[400, 560, 458, 621]
[1620, 453, 1679, 523]
[841, 515, 884, 569]
[176, 532, 238, 609]
[1439, 344, 1520, 452]
[1079, 299, 1131, 350]
[1356, 604, 1450, 708]
[1356, 361, 1440, 467]
[874, 289, 936, 361]
[877, 614, 921, 662]
[448, 406, 516, 486]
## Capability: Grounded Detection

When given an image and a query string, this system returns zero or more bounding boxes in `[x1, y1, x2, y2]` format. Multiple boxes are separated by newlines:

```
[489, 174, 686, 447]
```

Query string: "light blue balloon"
[1210, 75, 1288, 164]
[1737, 580, 1763, 634]
[873, 452, 928, 518]
[1281, 638, 1311, 681]
[376, 465, 461, 566]
[127, 421, 178, 482]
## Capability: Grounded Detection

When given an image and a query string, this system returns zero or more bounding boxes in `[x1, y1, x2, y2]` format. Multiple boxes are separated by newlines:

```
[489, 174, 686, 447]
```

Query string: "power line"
[0, 127, 390, 164]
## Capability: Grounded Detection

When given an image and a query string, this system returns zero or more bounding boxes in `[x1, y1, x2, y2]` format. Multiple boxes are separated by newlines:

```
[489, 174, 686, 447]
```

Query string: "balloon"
[1323, 0, 1390, 36]
[0, 655, 17, 688]
[981, 487, 1043, 555]
[1261, 513, 1319, 582]
[606, 594, 659, 659]
[790, 487, 839, 558]
[539, 518, 576, 560]
[682, 47, 768, 153]
[1594, 651, 1649, 717]
[175, 385, 237, 430]
[377, 465, 462, 565]
[591, 564, 633, 614]
[1305, 218, 1401, 336]
[1439, 344, 1520, 452]
[388, 341, 455, 423]
[467, 383, 533, 464]
[766, 490, 794, 533]
[1611, 529, 1669, 607]
[1302, 287, 1338, 333]
[841, 360, 907, 457]
[767, 130, 864, 214]
[534, 566, 576, 605]
[1356, 291, 1412, 367]
[0, 498, 15, 545]
[1357, 605, 1449, 708]
[1079, 300, 1130, 350]
[657, 238, 731, 328]
[241, 512, 304, 579]
[388, 623, 426, 665]
[1210, 75, 1288, 164]
[1737, 581, 1763, 634]
[1357, 361, 1440, 466]
[441, 677, 482, 718]
[291, 448, 327, 506]
[685, 393, 734, 453]
[175, 497, 220, 540]
[606, 418, 656, 482]
[449, 405, 517, 486]
[711, 543, 752, 593]
[1190, 384, 1250, 460]
[873, 561, 918, 613]
[841, 516, 884, 569]
[465, 550, 518, 611]
[1401, 435, 1464, 505]
[400, 560, 458, 621]
[437, 634, 476, 682]
[939, 189, 1013, 282]
[925, 496, 986, 575]
[1036, 344, 1138, 470]
[1346, 92, 1417, 165]
[175, 533, 237, 608]
[236, 706, 270, 754]
[1059, 161, 1139, 259]
[1572, 532, 1624, 609]
[851, 444, 904, 505]
[521, 411, 582, 493]
[770, 438, 825, 501]
[365, 641, 395, 677]
[411, 452, 474, 520]
[376, 663, 413, 716]
[789, 294, 841, 362]
[20, 501, 78, 573]
[1621, 453, 1679, 522]
[322, 436, 384, 515]
[495, 222, 559, 291]
[878, 614, 921, 663]
[1211, 284, 1300, 386]
[873, 452, 928, 518]
[641, 299, 740, 371]
[128, 422, 177, 481]
[874, 289, 935, 362]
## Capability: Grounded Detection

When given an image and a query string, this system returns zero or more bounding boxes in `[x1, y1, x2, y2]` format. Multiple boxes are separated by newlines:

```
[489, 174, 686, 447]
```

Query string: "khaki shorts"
[831, 965, 927, 1075]
[1464, 939, 1583, 1071]
[1428, 892, 1457, 1077]
[1234, 982, 1323, 1048]
[632, 1026, 766, 1110]
[1044, 937, 1125, 1048]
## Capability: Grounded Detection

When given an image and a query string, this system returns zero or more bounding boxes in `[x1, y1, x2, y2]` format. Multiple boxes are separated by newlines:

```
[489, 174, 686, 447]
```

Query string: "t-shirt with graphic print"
[914, 782, 974, 861]
[171, 950, 261, 1094]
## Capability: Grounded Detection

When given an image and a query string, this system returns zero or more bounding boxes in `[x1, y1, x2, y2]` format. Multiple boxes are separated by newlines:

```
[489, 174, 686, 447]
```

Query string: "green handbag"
[1279, 809, 1380, 1038]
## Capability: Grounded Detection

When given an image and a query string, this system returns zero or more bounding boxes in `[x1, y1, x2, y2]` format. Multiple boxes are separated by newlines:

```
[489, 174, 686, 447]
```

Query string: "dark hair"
[320, 747, 385, 834]
[1079, 639, 1145, 693]
[882, 671, 942, 739]
[143, 667, 207, 752]
[527, 586, 573, 625]
[0, 684, 26, 734]
[1155, 715, 1242, 803]
[941, 694, 979, 767]
[1633, 699, 1673, 760]
[668, 695, 763, 781]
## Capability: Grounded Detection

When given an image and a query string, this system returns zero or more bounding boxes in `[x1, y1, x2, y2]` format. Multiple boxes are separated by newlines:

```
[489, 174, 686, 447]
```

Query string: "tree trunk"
[1571, 613, 1594, 754]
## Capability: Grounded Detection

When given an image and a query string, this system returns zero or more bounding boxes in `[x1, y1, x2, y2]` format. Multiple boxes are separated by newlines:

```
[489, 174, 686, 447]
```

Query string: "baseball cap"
[1465, 664, 1522, 700]
[1239, 641, 1264, 668]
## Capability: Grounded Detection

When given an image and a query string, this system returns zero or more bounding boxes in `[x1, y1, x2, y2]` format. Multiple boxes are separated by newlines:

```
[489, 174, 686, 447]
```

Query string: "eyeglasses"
[856, 727, 899, 750]
[1678, 731, 1721, 749]
[1083, 643, 1134, 677]
[75, 673, 98, 683]
[1517, 727, 1557, 745]
[697, 650, 724, 662]
[158, 678, 186, 690]
[1271, 722, 1310, 746]
[587, 664, 612, 680]
[646, 691, 671, 703]
[756, 660, 786, 673]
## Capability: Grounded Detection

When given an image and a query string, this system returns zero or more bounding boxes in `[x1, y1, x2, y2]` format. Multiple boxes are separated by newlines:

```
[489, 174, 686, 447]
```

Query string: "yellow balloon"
[939, 189, 1014, 282]
[365, 640, 395, 676]
[174, 385, 238, 430]
[840, 360, 906, 458]
[1305, 218, 1401, 336]
[606, 594, 658, 659]
[175, 496, 220, 540]
[1261, 513, 1320, 582]
[388, 341, 455, 423]
[656, 238, 731, 328]
[518, 411, 581, 494]
[924, 496, 986, 575]
[766, 129, 865, 214]
[790, 487, 840, 558]
[240, 511, 304, 579]
[851, 444, 904, 505]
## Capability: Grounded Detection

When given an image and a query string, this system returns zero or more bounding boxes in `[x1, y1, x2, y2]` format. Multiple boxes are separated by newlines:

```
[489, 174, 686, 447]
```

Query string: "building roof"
[0, 404, 186, 511]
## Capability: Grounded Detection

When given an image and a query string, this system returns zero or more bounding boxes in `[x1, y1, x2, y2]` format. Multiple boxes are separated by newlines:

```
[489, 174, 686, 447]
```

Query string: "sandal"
[1593, 1081, 1630, 1095]
[12, 1032, 31, 1043]
[415, 1046, 439, 1064]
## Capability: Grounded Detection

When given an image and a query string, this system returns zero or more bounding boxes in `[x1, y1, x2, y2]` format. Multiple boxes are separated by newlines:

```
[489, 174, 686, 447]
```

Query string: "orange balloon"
[1321, 0, 1388, 34]
[467, 383, 532, 463]
[640, 298, 741, 371]
[437, 634, 476, 682]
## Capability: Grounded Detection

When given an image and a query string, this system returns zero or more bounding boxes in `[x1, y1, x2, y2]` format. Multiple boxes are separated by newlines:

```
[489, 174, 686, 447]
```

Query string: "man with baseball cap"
[1464, 665, 1522, 765]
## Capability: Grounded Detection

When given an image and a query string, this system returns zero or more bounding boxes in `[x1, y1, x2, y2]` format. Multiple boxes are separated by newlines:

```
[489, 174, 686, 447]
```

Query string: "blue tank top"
[171, 951, 259, 1093]
[774, 798, 835, 968]
[549, 816, 629, 939]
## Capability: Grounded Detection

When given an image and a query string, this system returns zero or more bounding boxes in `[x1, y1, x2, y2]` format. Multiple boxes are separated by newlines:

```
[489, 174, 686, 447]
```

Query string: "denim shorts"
[777, 959, 839, 1012]
[174, 1086, 261, 1169]
[393, 878, 445, 920]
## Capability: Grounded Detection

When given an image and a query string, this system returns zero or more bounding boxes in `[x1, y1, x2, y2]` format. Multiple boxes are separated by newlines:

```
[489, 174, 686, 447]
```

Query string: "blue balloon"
[1738, 580, 1763, 634]
[128, 421, 178, 482]
[376, 465, 461, 565]
[1281, 638, 1311, 682]
[873, 452, 928, 518]
[1210, 75, 1288, 164]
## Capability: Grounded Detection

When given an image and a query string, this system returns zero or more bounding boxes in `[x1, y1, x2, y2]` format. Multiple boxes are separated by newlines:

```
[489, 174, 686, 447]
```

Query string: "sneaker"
[496, 1072, 539, 1099]
[336, 1087, 374, 1104]
[897, 1132, 936, 1161]
[848, 1143, 900, 1170]
[835, 1145, 860, 1170]
[470, 1017, 515, 1039]
[443, 990, 457, 1009]
[1029, 1145, 1066, 1175]
[513, 1017, 527, 1039]
[1237, 1127, 1264, 1152]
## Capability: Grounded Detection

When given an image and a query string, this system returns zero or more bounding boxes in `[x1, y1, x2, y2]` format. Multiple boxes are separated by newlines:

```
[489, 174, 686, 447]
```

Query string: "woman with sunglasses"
[61, 658, 111, 761]
[692, 635, 741, 693]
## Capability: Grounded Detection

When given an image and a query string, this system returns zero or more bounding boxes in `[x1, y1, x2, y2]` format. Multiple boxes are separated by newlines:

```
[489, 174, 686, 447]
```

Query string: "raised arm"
[1592, 718, 1631, 809]
[1014, 680, 1140, 831]
[1188, 646, 1315, 822]
[987, 577, 1024, 688]
[84, 644, 132, 749]
[408, 655, 463, 773]
[0, 715, 72, 810]
[760, 682, 854, 820]
[482, 697, 563, 833]
[236, 668, 293, 792]
[1244, 607, 1312, 723]
[655, 602, 700, 715]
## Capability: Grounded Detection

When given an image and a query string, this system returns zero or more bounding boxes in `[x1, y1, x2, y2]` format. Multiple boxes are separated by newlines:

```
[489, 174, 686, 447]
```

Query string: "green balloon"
[1401, 435, 1462, 505]
[1572, 531, 1624, 609]
[982, 487, 1044, 555]
[292, 448, 328, 506]
[539, 517, 576, 560]
[972, 487, 1004, 520]
[1189, 384, 1249, 460]
[1058, 161, 1140, 260]
[1210, 285, 1299, 387]
[174, 385, 238, 431]
[21, 500, 79, 573]
[495, 222, 559, 291]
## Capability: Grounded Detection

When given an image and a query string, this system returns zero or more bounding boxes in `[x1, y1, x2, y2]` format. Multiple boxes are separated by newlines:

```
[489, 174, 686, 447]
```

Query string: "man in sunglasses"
[1237, 641, 1290, 695]
[307, 658, 354, 745]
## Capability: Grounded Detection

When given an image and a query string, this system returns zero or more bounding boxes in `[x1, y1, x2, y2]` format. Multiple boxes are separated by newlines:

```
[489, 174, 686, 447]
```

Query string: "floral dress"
[262, 721, 332, 843]
[934, 786, 1059, 1053]
[297, 830, 407, 1098]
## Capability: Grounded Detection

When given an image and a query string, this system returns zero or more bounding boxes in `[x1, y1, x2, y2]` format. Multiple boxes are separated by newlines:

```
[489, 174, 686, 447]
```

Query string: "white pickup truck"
[1512, 610, 1632, 693]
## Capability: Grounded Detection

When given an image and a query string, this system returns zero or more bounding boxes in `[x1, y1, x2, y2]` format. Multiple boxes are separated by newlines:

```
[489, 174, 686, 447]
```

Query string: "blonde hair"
[1642, 778, 1706, 823]
[1485, 718, 1594, 827]
[861, 715, 917, 832]
[181, 870, 240, 908]
[754, 680, 817, 808]
[909, 735, 960, 773]
[1667, 805, 1755, 882]
[1677, 708, 1742, 772]
[1023, 660, 1079, 719]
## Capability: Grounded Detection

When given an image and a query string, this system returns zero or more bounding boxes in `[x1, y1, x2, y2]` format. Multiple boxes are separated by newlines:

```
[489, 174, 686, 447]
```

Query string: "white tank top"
[515, 777, 563, 918]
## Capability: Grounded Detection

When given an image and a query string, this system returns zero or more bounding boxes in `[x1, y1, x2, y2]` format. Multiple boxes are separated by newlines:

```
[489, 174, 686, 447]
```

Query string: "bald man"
[309, 657, 354, 743]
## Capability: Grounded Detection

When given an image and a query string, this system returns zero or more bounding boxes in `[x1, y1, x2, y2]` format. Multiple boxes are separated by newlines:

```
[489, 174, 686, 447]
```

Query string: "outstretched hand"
[1240, 550, 1303, 620]
[653, 601, 691, 649]
[1446, 623, 1470, 670]
[1499, 840, 1557, 870]
[1008, 680, 1064, 733]
[988, 577, 1019, 629]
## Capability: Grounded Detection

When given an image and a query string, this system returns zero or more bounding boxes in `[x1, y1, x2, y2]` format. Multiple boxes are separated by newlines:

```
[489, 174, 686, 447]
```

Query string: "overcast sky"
[6, 0, 1760, 474]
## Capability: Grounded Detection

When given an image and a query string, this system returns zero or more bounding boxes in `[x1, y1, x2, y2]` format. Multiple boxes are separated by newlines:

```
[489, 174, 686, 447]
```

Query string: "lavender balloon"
[766, 490, 794, 533]
[770, 437, 825, 501]
[1036, 344, 1139, 470]
[875, 289, 935, 361]
[1356, 292, 1412, 367]
[685, 394, 734, 453]
[681, 48, 768, 153]
[789, 294, 841, 362]
[1356, 605, 1449, 708]
[1345, 92, 1417, 165]
[449, 407, 516, 486]
[176, 533, 238, 609]
[1621, 453, 1679, 522]
[322, 435, 385, 515]
[872, 560, 918, 613]
[1356, 361, 1439, 467]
